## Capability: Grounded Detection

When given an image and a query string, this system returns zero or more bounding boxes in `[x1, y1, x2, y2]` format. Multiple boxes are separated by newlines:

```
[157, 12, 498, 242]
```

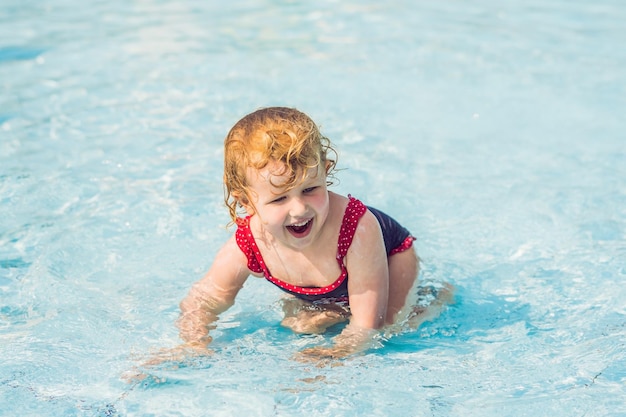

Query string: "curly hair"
[223, 107, 338, 224]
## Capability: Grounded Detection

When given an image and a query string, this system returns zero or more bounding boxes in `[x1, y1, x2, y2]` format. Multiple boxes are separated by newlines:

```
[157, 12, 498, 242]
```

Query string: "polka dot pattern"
[234, 195, 367, 297]
[389, 236, 416, 255]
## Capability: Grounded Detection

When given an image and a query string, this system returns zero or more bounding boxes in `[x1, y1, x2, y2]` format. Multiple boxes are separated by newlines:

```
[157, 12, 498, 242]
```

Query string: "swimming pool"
[1, 0, 625, 415]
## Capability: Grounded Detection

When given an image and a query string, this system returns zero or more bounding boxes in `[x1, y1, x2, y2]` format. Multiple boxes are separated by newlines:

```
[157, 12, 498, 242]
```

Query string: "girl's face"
[243, 161, 330, 250]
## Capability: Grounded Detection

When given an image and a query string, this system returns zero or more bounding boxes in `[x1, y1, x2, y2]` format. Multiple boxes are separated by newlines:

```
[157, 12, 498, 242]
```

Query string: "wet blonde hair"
[223, 107, 337, 224]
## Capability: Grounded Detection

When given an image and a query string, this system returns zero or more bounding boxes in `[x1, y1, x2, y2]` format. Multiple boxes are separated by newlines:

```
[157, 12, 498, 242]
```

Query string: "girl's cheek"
[316, 192, 329, 206]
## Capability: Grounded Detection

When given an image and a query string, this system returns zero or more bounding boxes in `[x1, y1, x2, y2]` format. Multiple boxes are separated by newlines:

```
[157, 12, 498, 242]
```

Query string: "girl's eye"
[270, 196, 286, 204]
[303, 187, 318, 194]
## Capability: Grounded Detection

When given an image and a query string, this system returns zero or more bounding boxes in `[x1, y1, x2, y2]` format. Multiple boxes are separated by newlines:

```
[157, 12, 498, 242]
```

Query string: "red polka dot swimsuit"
[235, 195, 415, 305]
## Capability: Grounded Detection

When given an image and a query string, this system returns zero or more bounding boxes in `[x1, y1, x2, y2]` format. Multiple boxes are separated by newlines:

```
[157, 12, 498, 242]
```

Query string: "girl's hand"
[295, 345, 353, 361]
[145, 340, 213, 366]
[122, 342, 213, 384]
[294, 323, 380, 364]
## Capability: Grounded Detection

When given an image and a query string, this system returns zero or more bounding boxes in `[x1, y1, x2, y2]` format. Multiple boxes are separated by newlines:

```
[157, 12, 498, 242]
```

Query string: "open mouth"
[286, 219, 313, 237]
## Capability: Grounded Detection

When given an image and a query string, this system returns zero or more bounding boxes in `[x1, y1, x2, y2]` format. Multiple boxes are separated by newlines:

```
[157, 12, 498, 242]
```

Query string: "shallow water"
[1, 0, 625, 416]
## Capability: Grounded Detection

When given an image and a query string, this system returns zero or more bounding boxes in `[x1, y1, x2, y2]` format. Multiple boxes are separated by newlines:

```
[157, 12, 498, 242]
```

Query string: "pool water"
[1, 0, 625, 416]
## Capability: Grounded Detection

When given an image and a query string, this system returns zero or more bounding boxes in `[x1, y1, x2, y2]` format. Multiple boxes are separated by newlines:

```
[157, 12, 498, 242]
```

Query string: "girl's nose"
[288, 197, 307, 216]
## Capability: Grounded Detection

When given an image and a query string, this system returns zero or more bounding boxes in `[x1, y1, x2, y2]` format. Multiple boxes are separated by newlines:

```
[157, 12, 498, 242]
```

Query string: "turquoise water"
[1, 1, 625, 416]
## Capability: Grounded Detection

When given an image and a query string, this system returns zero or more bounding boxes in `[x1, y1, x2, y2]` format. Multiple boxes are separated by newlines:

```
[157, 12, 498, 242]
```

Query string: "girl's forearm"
[176, 308, 217, 346]
[177, 286, 234, 346]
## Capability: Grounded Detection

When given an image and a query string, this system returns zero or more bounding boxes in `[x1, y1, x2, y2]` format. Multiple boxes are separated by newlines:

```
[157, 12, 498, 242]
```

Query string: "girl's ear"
[233, 191, 255, 216]
[324, 159, 334, 175]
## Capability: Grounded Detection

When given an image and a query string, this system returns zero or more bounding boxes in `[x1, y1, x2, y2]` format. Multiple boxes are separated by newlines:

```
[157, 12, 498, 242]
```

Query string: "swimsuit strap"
[235, 216, 265, 274]
[336, 195, 368, 261]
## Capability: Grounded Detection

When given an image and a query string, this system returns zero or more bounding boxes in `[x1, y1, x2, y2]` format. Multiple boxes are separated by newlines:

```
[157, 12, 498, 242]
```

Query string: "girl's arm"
[128, 236, 251, 375]
[177, 235, 251, 348]
[300, 210, 389, 359]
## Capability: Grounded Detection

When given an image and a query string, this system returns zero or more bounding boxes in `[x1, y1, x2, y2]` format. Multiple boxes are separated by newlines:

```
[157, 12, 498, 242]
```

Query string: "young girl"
[177, 107, 450, 360]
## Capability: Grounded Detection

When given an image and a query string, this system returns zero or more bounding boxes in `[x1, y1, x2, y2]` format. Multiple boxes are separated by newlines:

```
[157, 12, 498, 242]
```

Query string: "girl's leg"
[280, 297, 350, 334]
[406, 282, 455, 329]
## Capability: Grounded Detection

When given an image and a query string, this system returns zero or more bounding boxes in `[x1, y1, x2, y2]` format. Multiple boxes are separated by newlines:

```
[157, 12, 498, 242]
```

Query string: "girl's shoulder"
[327, 191, 350, 212]
[327, 192, 372, 241]
[328, 192, 368, 221]
[330, 193, 379, 239]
